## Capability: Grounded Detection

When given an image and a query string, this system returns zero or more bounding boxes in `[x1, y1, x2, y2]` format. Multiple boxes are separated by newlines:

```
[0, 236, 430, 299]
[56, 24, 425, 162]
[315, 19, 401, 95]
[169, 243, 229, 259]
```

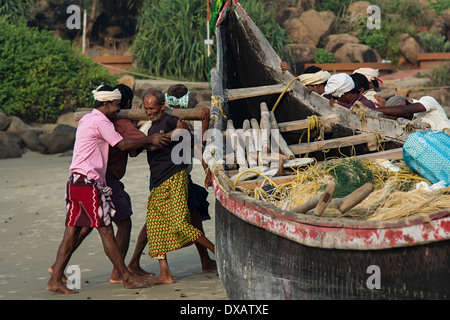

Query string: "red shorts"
[65, 173, 116, 228]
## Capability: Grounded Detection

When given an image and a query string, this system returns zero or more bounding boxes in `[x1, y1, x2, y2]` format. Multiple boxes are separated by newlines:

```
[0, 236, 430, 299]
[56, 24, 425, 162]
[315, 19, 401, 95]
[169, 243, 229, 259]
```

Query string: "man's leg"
[149, 256, 174, 285]
[190, 209, 216, 272]
[127, 223, 152, 276]
[49, 226, 92, 282]
[96, 224, 150, 289]
[109, 218, 132, 283]
[46, 226, 84, 294]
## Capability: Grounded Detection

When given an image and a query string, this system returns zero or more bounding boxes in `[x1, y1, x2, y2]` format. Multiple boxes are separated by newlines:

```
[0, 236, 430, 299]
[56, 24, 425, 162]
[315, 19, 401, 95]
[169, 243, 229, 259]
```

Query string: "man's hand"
[176, 118, 189, 131]
[147, 133, 171, 148]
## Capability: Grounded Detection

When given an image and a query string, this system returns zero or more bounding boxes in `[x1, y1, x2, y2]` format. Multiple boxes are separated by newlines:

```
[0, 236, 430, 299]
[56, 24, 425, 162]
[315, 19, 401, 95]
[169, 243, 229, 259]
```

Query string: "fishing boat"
[204, 0, 450, 300]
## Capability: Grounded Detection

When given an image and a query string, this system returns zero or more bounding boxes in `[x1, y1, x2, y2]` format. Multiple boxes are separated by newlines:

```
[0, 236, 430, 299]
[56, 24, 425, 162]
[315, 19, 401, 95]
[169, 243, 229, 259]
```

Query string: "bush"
[132, 0, 289, 82]
[420, 32, 450, 53]
[427, 62, 450, 87]
[314, 48, 335, 64]
[0, 17, 117, 123]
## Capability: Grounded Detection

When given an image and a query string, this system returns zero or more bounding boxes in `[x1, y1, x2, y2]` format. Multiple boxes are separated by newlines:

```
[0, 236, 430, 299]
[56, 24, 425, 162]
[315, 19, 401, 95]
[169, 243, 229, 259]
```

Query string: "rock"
[284, 43, 316, 68]
[117, 75, 136, 90]
[275, 8, 299, 27]
[56, 112, 78, 128]
[0, 112, 11, 131]
[428, 16, 448, 37]
[398, 34, 423, 66]
[0, 131, 23, 159]
[295, 0, 317, 13]
[39, 124, 76, 154]
[347, 1, 372, 16]
[334, 43, 381, 63]
[19, 128, 48, 153]
[284, 9, 335, 46]
[324, 34, 360, 53]
[5, 116, 31, 136]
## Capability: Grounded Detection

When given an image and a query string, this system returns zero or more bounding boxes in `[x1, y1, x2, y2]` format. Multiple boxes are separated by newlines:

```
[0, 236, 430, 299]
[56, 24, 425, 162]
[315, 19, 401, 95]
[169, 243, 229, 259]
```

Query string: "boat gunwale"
[213, 176, 450, 250]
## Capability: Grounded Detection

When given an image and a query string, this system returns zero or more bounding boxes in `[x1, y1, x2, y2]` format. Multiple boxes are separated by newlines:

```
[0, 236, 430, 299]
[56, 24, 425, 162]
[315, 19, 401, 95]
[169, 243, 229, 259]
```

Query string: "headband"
[324, 73, 355, 98]
[298, 70, 331, 86]
[165, 91, 190, 108]
[92, 84, 122, 102]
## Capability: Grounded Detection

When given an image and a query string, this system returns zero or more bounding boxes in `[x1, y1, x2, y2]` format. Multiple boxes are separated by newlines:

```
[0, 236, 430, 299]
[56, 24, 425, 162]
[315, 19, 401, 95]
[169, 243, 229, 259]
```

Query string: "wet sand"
[0, 151, 227, 300]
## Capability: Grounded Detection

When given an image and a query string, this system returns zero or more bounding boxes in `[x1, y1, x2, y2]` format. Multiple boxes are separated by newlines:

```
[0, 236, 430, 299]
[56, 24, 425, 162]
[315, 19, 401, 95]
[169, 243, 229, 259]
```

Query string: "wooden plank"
[356, 148, 403, 161]
[304, 62, 393, 75]
[235, 174, 295, 189]
[289, 133, 381, 155]
[74, 107, 204, 121]
[278, 115, 339, 133]
[224, 84, 292, 101]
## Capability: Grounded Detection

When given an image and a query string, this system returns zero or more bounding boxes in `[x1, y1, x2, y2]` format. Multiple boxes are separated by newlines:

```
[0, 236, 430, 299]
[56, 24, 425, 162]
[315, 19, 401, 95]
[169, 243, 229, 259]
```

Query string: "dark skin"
[47, 99, 171, 294]
[372, 102, 426, 119]
[129, 95, 215, 285]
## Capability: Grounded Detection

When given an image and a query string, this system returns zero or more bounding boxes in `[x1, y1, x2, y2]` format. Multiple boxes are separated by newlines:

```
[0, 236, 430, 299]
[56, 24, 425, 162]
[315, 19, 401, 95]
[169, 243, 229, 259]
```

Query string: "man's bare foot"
[48, 266, 67, 284]
[149, 274, 174, 285]
[202, 260, 217, 273]
[127, 265, 153, 277]
[46, 282, 78, 294]
[110, 271, 155, 284]
[122, 273, 154, 289]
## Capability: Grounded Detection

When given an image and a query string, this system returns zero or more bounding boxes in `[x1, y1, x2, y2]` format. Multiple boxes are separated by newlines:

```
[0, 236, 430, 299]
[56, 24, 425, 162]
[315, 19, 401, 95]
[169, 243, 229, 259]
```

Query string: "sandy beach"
[0, 150, 227, 300]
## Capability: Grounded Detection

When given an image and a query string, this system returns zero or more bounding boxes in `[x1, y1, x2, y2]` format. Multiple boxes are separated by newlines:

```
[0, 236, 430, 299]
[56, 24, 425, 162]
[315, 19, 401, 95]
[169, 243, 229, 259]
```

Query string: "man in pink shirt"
[47, 84, 170, 294]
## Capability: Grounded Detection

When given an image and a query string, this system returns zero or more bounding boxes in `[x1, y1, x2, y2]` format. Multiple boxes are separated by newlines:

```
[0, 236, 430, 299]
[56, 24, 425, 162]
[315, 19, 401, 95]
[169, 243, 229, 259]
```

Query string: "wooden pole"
[74, 108, 206, 121]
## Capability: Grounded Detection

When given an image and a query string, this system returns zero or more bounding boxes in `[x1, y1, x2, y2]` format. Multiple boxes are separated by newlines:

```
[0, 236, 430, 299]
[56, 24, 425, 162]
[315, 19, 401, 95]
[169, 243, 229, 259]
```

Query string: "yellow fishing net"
[236, 157, 450, 221]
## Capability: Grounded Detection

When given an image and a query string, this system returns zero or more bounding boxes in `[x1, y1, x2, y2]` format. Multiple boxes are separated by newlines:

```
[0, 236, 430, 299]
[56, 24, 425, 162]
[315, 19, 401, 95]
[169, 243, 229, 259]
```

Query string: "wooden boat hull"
[208, 1, 450, 300]
[214, 179, 450, 300]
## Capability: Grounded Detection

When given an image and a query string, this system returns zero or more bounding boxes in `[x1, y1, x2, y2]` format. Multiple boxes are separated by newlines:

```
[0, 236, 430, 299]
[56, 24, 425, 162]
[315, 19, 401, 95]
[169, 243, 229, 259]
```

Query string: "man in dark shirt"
[140, 88, 215, 285]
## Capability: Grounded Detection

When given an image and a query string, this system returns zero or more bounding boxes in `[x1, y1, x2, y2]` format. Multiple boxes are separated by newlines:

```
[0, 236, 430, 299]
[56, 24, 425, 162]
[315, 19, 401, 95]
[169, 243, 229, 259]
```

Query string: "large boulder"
[56, 112, 78, 128]
[398, 33, 423, 66]
[19, 128, 48, 153]
[0, 112, 11, 131]
[285, 43, 316, 63]
[5, 116, 31, 136]
[0, 131, 24, 159]
[275, 7, 299, 28]
[347, 1, 372, 16]
[334, 43, 381, 63]
[284, 9, 335, 46]
[39, 124, 76, 154]
[324, 34, 360, 53]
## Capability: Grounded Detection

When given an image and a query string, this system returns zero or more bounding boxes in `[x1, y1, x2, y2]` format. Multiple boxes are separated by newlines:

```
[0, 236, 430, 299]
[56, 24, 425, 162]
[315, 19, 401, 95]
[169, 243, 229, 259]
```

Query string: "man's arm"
[115, 134, 170, 151]
[374, 102, 426, 118]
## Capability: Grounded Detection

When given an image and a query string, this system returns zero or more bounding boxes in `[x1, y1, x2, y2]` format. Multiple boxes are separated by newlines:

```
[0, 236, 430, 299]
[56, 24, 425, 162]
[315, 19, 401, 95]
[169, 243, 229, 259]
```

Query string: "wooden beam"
[289, 133, 381, 155]
[278, 115, 339, 133]
[224, 84, 292, 101]
[356, 148, 403, 161]
[74, 107, 205, 121]
[235, 174, 296, 189]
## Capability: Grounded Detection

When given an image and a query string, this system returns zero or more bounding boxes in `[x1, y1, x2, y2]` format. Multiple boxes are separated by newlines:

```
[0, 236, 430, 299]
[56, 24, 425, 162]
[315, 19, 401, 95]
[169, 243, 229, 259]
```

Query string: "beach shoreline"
[0, 150, 227, 300]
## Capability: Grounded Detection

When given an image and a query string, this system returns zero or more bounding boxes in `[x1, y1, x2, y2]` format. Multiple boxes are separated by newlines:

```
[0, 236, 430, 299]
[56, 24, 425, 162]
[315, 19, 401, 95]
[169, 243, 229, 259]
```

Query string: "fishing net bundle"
[238, 157, 450, 221]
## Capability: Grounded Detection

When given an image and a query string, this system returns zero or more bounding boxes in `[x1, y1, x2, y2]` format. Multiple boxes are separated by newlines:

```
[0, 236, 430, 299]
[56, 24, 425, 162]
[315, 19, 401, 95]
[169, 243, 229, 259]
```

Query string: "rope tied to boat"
[271, 77, 299, 113]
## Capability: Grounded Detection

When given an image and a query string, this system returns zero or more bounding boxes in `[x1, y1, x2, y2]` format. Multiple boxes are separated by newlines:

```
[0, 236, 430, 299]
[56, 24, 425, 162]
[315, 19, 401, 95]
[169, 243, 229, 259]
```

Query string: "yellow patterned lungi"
[146, 169, 203, 259]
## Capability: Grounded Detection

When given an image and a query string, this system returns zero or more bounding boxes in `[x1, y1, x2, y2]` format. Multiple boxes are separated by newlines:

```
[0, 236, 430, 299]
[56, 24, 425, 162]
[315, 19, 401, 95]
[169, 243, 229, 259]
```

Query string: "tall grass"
[132, 0, 289, 82]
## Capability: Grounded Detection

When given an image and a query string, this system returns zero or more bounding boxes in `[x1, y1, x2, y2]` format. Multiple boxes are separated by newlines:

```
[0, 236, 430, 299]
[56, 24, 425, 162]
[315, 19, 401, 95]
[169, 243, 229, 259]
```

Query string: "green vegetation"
[420, 32, 450, 53]
[132, 0, 289, 82]
[427, 62, 450, 87]
[0, 17, 116, 122]
[0, 0, 34, 22]
[314, 48, 335, 64]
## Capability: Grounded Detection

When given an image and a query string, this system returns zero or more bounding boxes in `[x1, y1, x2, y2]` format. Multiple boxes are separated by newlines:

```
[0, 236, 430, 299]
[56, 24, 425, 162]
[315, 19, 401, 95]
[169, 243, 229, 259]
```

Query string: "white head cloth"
[298, 70, 331, 86]
[92, 84, 122, 102]
[324, 73, 355, 98]
[353, 67, 380, 82]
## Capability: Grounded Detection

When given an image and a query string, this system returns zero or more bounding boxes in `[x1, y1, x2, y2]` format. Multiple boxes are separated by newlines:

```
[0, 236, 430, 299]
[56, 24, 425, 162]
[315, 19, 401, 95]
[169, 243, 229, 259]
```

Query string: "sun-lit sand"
[0, 150, 227, 300]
